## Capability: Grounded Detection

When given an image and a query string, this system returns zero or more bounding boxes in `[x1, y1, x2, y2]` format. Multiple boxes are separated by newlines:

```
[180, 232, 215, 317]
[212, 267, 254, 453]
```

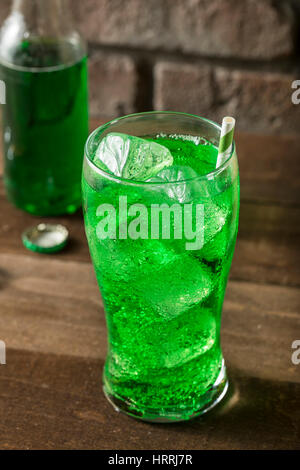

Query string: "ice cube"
[149, 165, 199, 204]
[149, 166, 228, 243]
[149, 167, 229, 255]
[200, 227, 228, 262]
[161, 306, 217, 368]
[137, 254, 214, 320]
[101, 252, 216, 372]
[203, 202, 228, 244]
[94, 133, 173, 181]
[96, 237, 178, 284]
[184, 202, 229, 263]
[109, 302, 216, 371]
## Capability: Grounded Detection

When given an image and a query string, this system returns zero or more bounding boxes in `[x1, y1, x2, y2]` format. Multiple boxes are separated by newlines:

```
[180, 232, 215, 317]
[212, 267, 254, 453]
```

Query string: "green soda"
[0, 1, 89, 216]
[83, 114, 239, 421]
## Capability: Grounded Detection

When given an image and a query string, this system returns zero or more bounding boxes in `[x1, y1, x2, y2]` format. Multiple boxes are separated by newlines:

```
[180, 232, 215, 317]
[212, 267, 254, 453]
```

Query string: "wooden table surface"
[0, 119, 299, 450]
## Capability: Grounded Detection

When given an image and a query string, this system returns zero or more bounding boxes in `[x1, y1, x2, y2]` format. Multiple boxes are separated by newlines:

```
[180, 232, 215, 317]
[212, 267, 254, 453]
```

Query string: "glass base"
[103, 360, 228, 423]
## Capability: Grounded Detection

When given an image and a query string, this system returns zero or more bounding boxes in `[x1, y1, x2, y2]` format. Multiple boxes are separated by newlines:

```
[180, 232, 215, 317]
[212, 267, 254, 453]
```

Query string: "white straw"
[216, 117, 236, 168]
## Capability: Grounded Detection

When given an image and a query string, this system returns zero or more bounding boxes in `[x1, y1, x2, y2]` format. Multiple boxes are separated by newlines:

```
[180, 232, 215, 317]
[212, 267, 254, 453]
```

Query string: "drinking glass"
[82, 112, 239, 422]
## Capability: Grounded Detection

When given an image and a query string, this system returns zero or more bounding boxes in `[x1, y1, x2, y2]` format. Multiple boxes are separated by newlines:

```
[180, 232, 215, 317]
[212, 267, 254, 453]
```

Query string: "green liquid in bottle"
[0, 41, 89, 216]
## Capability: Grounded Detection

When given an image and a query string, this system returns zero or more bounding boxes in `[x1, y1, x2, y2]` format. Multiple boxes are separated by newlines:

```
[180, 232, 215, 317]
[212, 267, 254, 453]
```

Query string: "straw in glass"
[216, 116, 236, 168]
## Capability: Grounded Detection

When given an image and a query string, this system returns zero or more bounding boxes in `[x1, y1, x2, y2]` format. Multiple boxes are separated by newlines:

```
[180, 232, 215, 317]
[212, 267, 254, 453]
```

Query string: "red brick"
[73, 0, 296, 59]
[88, 51, 138, 118]
[154, 62, 214, 117]
[154, 61, 300, 134]
[214, 68, 300, 135]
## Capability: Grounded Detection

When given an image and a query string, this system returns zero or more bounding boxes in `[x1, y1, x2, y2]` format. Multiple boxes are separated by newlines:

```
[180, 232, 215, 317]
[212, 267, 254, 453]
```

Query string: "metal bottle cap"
[22, 223, 69, 254]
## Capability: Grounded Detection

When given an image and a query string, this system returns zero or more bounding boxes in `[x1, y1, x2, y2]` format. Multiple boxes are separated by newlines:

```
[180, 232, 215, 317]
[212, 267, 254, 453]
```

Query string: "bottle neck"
[0, 0, 86, 68]
[11, 0, 73, 37]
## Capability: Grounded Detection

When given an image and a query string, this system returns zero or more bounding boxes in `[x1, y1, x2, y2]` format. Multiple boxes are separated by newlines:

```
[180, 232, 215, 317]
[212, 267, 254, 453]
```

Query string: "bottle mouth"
[0, 35, 87, 72]
[85, 111, 236, 187]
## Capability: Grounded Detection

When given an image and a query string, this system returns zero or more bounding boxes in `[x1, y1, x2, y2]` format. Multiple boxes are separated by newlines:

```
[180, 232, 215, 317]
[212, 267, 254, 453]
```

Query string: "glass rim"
[84, 111, 236, 187]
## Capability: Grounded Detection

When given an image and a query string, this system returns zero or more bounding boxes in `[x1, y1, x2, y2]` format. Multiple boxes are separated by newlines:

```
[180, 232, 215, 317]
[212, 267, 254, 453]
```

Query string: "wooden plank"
[0, 253, 299, 385]
[0, 185, 299, 287]
[0, 185, 90, 263]
[222, 280, 300, 385]
[0, 349, 299, 450]
[0, 253, 104, 359]
[231, 201, 300, 287]
[236, 132, 300, 205]
[232, 236, 300, 288]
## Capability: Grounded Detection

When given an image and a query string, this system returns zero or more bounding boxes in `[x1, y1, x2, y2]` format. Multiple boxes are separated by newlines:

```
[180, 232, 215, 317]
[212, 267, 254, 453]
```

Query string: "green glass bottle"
[0, 0, 89, 215]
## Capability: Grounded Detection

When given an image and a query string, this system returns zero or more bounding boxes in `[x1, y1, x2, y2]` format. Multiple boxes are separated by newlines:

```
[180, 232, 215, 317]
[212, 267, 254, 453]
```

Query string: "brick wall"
[1, 0, 300, 134]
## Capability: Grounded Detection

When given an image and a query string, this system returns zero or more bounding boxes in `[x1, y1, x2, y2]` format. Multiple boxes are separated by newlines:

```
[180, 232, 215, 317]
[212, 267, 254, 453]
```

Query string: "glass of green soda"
[82, 112, 239, 422]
